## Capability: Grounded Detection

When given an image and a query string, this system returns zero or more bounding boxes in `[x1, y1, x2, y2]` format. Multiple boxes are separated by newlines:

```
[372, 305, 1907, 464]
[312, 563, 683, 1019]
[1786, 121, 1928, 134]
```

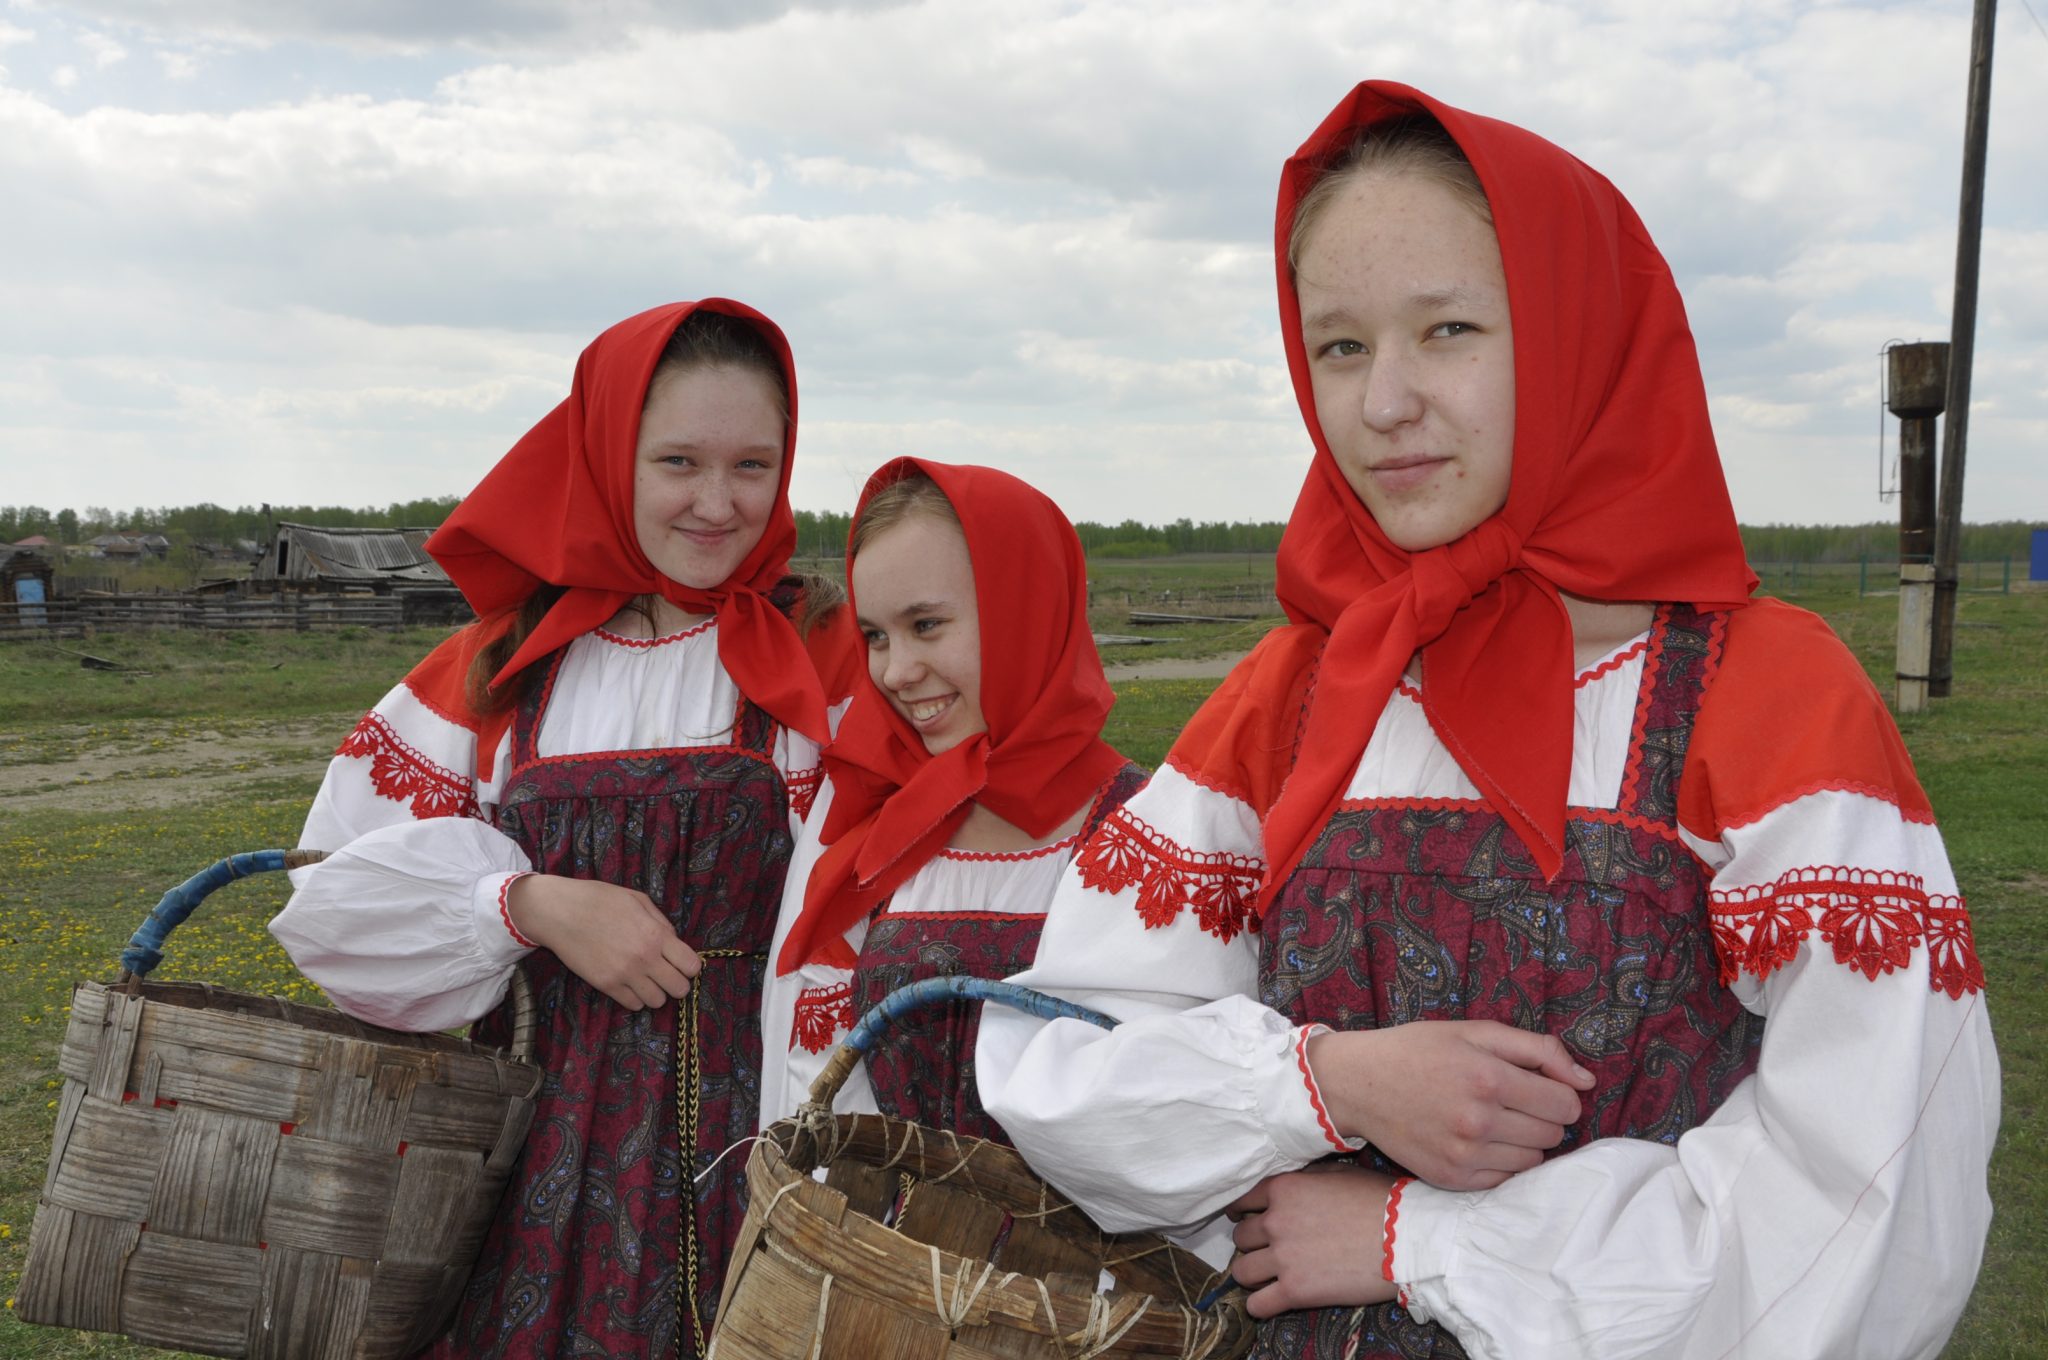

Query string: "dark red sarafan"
[1255, 607, 1763, 1360]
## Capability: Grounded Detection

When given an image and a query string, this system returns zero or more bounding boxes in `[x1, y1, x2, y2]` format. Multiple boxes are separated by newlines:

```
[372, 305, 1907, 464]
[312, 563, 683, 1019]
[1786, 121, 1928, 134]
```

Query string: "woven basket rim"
[735, 1110, 1251, 1356]
[74, 976, 540, 1074]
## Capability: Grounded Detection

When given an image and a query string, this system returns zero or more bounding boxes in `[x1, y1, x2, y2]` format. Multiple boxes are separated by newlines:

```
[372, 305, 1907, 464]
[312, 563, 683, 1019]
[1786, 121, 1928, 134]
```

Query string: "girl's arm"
[1378, 605, 1999, 1358]
[271, 671, 538, 1031]
[978, 758, 1363, 1232]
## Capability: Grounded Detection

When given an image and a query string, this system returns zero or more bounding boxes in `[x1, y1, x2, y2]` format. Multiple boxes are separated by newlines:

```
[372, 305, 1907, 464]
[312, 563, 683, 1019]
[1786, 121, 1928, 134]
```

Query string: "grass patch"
[0, 582, 2040, 1355]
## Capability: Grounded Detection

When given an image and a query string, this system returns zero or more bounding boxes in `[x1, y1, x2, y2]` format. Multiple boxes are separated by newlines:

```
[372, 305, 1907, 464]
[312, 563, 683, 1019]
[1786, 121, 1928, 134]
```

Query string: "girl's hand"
[504, 874, 701, 1011]
[1307, 1021, 1594, 1190]
[1226, 1166, 1398, 1318]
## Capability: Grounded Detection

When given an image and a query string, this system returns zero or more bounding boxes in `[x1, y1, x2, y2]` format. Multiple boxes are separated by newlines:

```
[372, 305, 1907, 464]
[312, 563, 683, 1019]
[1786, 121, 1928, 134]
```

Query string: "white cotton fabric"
[757, 775, 1084, 1129]
[271, 620, 821, 1032]
[980, 637, 1999, 1359]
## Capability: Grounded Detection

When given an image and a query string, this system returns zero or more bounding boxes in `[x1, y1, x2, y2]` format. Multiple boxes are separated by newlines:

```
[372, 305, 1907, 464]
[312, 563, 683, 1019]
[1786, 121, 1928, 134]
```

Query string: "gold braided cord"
[677, 948, 765, 1359]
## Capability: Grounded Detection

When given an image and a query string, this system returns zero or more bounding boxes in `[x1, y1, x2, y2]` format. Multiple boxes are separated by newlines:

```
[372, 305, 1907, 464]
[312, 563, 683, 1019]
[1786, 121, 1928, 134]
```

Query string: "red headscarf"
[1256, 81, 1755, 906]
[422, 299, 829, 778]
[776, 458, 1126, 972]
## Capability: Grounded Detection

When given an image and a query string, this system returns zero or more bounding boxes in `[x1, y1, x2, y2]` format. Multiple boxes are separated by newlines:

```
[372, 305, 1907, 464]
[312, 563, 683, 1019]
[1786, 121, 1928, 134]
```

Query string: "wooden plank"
[252, 1251, 375, 1360]
[45, 1099, 175, 1220]
[894, 1179, 1009, 1261]
[261, 1137, 403, 1257]
[86, 987, 147, 1100]
[377, 1144, 481, 1267]
[120, 1232, 263, 1354]
[147, 1106, 281, 1246]
[355, 1260, 448, 1357]
[13, 1204, 140, 1332]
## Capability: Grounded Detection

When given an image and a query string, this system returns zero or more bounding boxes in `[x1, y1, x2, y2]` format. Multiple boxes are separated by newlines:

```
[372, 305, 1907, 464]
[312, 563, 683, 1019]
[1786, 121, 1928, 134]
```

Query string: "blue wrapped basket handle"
[118, 848, 327, 980]
[802, 975, 1115, 1115]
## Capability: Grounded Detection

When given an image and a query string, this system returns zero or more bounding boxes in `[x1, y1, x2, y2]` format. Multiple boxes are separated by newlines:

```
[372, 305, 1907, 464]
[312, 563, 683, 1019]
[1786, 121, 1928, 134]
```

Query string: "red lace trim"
[791, 980, 854, 1054]
[1294, 1028, 1350, 1153]
[335, 712, 480, 820]
[1922, 895, 1987, 1000]
[1574, 635, 1650, 689]
[787, 767, 822, 823]
[592, 619, 715, 649]
[1381, 1176, 1412, 1284]
[1074, 807, 1262, 943]
[1708, 866, 1983, 995]
[497, 873, 537, 948]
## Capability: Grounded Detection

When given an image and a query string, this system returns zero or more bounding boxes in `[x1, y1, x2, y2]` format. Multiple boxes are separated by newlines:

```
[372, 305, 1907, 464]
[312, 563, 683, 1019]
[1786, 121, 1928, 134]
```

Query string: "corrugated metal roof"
[258, 523, 453, 584]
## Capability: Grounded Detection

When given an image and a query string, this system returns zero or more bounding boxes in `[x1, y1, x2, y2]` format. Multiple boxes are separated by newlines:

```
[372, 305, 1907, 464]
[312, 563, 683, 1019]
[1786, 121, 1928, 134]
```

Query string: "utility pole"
[1929, 0, 1997, 697]
[1889, 342, 1946, 714]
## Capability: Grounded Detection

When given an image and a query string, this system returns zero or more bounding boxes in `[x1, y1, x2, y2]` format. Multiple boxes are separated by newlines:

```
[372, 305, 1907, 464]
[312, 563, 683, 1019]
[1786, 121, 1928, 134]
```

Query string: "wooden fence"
[0, 593, 407, 641]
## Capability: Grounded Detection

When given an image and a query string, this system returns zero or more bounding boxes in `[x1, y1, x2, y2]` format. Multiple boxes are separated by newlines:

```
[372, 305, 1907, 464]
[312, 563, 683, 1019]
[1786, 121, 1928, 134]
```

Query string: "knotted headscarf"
[777, 458, 1126, 971]
[422, 299, 829, 779]
[1255, 81, 1755, 908]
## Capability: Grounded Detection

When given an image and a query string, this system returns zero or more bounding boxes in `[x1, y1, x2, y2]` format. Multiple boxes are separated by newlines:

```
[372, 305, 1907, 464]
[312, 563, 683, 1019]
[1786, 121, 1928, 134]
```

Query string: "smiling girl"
[978, 84, 1998, 1359]
[270, 301, 850, 1359]
[757, 458, 1146, 1142]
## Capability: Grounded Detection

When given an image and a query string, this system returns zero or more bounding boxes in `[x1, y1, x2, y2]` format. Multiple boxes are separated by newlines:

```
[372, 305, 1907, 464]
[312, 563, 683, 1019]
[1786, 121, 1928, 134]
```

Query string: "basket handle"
[805, 976, 1116, 1110]
[119, 848, 331, 979]
[117, 849, 540, 1063]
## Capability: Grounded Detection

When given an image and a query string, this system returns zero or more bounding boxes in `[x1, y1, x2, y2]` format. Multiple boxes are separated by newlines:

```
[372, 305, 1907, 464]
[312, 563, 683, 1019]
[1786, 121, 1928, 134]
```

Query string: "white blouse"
[978, 630, 2000, 1359]
[270, 620, 823, 1033]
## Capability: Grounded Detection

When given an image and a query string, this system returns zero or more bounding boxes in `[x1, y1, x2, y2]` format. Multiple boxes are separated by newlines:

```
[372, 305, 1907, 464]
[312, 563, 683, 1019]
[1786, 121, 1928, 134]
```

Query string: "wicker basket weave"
[15, 850, 543, 1359]
[710, 978, 1254, 1360]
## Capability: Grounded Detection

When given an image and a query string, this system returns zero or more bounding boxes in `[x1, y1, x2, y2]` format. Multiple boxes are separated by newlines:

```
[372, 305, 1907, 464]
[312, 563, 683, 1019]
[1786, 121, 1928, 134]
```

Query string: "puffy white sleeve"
[1385, 787, 1999, 1360]
[978, 762, 1360, 1236]
[271, 681, 536, 1032]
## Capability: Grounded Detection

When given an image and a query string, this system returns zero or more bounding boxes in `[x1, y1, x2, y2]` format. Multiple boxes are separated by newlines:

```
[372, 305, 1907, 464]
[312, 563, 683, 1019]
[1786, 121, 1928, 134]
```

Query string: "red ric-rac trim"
[498, 873, 537, 948]
[336, 712, 480, 820]
[592, 618, 715, 649]
[1708, 866, 1983, 996]
[1294, 1029, 1350, 1153]
[791, 980, 854, 1054]
[1574, 635, 1649, 689]
[1074, 806, 1262, 943]
[1382, 1176, 1412, 1284]
[787, 766, 822, 823]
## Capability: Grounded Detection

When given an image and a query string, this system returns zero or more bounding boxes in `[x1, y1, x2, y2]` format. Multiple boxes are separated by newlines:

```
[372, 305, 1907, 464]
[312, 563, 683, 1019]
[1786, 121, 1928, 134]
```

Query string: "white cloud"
[1, 0, 2043, 528]
[48, 60, 73, 86]
[78, 27, 121, 66]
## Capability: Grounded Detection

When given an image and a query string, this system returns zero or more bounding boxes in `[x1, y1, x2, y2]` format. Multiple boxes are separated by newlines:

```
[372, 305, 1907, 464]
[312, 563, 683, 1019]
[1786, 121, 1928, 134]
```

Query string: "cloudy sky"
[2, 0, 2043, 528]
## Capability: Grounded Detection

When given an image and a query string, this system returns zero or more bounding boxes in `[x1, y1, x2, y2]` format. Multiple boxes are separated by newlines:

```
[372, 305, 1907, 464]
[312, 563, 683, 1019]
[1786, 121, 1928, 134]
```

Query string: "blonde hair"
[1287, 116, 1493, 274]
[849, 470, 963, 560]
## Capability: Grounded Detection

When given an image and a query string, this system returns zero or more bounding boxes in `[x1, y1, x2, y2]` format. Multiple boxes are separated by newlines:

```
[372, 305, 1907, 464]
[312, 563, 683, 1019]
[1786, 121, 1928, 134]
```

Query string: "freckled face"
[1294, 171, 1516, 551]
[632, 363, 786, 590]
[851, 513, 987, 756]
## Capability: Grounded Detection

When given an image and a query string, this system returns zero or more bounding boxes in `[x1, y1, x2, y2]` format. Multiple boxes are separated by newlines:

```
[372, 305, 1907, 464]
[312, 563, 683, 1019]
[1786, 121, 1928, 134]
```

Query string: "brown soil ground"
[1100, 651, 1247, 683]
[2, 716, 342, 815]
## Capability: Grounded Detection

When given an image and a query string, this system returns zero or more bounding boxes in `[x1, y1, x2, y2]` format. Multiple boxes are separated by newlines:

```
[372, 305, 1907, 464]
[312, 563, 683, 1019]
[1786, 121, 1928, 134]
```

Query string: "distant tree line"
[0, 499, 466, 548]
[4, 501, 2038, 564]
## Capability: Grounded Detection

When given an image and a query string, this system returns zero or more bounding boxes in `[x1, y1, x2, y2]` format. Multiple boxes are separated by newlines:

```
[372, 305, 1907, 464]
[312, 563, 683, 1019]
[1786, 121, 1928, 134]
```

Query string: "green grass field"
[0, 570, 2040, 1355]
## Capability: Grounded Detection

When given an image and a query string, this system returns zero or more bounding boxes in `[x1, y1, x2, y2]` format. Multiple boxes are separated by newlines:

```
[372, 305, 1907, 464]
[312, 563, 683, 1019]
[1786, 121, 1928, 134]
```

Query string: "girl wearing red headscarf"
[978, 84, 1998, 1358]
[755, 458, 1145, 1138]
[270, 301, 852, 1359]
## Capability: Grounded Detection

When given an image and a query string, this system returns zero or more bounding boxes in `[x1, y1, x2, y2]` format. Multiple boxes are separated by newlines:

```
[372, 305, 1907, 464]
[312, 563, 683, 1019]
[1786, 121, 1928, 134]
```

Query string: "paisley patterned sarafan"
[1253, 607, 1764, 1360]
[427, 648, 793, 1360]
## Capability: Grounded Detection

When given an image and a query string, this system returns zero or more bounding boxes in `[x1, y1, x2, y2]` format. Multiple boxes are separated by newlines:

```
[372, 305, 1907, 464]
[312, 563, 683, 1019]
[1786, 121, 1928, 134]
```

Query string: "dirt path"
[1101, 651, 1248, 682]
[1, 715, 344, 815]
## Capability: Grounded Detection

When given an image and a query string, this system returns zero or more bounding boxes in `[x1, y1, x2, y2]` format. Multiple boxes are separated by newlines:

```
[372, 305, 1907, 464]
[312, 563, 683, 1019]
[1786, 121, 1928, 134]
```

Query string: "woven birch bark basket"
[15, 849, 544, 1359]
[710, 977, 1254, 1360]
